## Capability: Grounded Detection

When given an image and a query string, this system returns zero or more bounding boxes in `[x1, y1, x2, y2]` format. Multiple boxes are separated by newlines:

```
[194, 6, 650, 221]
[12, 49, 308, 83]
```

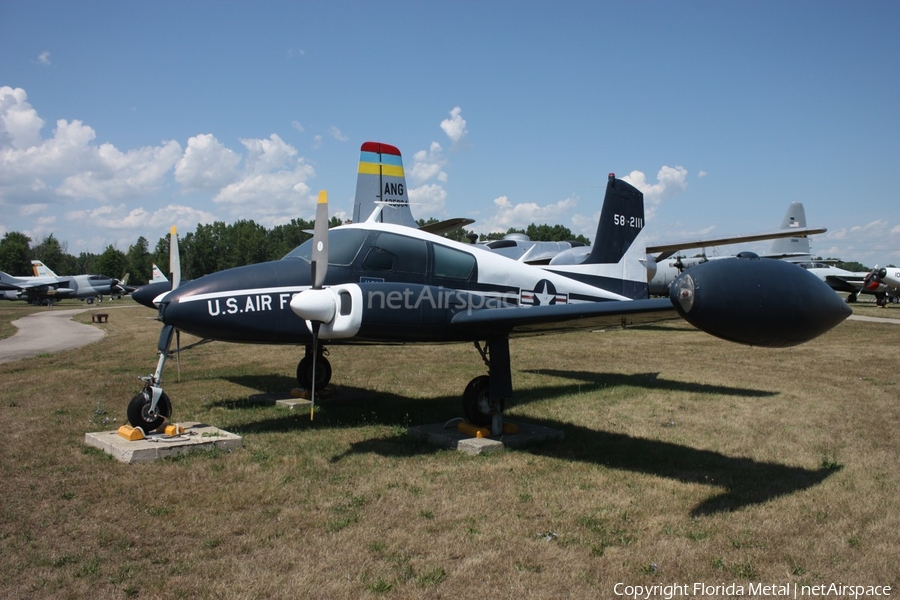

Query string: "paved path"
[847, 314, 900, 325]
[0, 308, 106, 364]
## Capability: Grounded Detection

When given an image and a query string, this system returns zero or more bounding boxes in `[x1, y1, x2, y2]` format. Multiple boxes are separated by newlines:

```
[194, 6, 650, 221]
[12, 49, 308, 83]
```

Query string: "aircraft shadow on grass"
[207, 376, 836, 516]
[519, 369, 779, 399]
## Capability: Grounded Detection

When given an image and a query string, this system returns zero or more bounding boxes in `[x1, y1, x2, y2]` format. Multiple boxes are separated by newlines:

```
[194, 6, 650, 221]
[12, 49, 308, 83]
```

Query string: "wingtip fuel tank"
[670, 254, 851, 347]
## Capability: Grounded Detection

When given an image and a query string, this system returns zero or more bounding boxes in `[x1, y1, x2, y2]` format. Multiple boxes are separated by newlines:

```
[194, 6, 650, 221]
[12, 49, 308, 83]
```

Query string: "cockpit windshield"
[282, 229, 369, 266]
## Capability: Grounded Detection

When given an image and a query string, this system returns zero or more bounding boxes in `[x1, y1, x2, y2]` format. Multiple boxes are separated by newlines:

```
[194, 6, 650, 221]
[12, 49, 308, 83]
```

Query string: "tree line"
[0, 219, 592, 286]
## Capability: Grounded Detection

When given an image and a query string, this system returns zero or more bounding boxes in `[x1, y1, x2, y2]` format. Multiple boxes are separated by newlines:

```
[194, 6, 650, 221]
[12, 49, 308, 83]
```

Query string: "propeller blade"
[306, 190, 334, 421]
[312, 191, 329, 289]
[310, 322, 320, 421]
[169, 226, 182, 290]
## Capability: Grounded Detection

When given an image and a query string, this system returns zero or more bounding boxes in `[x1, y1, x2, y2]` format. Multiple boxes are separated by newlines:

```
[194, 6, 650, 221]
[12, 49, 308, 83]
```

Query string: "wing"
[649, 227, 827, 261]
[824, 275, 863, 293]
[451, 298, 677, 337]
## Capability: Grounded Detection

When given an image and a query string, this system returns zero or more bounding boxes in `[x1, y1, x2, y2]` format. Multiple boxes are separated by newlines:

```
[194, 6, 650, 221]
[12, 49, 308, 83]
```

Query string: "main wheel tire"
[296, 356, 332, 389]
[463, 375, 504, 427]
[127, 390, 172, 432]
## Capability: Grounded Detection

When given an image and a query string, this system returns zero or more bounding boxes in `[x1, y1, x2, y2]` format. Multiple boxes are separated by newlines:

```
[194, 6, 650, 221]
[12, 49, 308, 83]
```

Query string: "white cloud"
[174, 133, 241, 191]
[211, 134, 316, 227]
[1, 91, 182, 207]
[409, 142, 447, 185]
[65, 203, 218, 232]
[0, 87, 328, 252]
[57, 139, 182, 203]
[38, 51, 51, 66]
[476, 194, 579, 235]
[408, 183, 447, 218]
[440, 106, 467, 144]
[329, 126, 348, 142]
[291, 121, 304, 134]
[0, 86, 45, 149]
[622, 165, 689, 219]
[240, 134, 296, 174]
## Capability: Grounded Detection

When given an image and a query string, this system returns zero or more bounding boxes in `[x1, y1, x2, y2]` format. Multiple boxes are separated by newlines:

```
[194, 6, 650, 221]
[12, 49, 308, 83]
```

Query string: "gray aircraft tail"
[768, 202, 810, 257]
[352, 142, 419, 228]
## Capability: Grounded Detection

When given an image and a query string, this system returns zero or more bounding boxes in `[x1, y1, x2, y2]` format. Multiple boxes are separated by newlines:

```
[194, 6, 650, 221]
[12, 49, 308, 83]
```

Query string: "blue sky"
[1, 1, 897, 267]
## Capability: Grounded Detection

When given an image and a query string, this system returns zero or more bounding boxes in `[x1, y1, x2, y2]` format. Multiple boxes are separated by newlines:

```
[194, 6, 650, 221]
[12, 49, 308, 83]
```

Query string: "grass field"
[0, 299, 897, 599]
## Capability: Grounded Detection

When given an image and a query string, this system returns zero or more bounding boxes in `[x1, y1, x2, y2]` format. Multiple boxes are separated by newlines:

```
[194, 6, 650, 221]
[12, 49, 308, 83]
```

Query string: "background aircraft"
[647, 202, 826, 295]
[125, 142, 850, 436]
[0, 269, 73, 305]
[1, 261, 125, 305]
[859, 265, 900, 306]
[131, 234, 185, 308]
[30, 260, 126, 304]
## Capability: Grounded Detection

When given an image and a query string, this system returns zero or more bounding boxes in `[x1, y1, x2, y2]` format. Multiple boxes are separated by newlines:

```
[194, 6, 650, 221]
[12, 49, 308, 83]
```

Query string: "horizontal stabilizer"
[419, 218, 475, 236]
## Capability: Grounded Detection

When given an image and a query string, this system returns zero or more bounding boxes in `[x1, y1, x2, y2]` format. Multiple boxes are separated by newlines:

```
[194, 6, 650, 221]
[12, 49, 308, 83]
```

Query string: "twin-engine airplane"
[860, 265, 900, 306]
[127, 142, 851, 435]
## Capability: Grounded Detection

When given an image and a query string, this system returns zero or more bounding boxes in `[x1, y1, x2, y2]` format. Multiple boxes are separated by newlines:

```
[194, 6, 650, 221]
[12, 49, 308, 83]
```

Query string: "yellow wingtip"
[317, 190, 328, 204]
[170, 225, 177, 236]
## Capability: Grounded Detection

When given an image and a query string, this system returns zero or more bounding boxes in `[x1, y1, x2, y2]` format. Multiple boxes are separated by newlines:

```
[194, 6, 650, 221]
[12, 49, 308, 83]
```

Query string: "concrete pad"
[275, 398, 312, 410]
[228, 386, 358, 411]
[84, 422, 242, 464]
[407, 420, 564, 455]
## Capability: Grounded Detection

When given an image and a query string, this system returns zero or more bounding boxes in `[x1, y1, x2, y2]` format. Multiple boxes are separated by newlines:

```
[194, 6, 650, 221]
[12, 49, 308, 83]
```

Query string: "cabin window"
[433, 244, 476, 280]
[282, 229, 368, 266]
[362, 233, 427, 274]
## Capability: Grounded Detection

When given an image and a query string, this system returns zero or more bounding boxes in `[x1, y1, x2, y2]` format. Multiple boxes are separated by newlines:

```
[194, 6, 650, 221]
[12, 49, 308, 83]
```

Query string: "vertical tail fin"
[584, 174, 645, 265]
[169, 226, 181, 290]
[31, 260, 58, 278]
[768, 202, 810, 257]
[549, 174, 649, 299]
[150, 263, 169, 284]
[352, 141, 418, 227]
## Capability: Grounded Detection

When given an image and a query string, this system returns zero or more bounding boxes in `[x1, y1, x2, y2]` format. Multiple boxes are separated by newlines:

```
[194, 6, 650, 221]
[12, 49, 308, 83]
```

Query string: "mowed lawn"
[0, 300, 897, 599]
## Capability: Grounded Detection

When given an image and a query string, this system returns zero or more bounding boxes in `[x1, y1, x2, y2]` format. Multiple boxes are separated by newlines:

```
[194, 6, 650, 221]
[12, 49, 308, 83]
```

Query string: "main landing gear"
[127, 331, 514, 437]
[463, 338, 513, 435]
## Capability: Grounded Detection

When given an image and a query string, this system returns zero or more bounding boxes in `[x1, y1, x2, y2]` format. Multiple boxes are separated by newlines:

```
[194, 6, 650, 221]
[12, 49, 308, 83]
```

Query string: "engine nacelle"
[291, 284, 363, 339]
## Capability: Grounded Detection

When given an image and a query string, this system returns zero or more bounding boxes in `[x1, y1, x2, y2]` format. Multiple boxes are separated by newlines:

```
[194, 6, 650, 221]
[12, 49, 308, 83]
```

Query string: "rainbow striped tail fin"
[352, 141, 418, 228]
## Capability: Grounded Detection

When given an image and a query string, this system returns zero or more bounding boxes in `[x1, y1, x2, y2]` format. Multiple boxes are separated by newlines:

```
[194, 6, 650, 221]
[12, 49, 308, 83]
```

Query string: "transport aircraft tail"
[768, 202, 811, 258]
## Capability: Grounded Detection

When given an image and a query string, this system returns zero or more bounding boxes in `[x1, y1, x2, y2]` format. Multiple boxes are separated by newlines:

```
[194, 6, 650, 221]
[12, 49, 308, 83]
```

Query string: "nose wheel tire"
[127, 390, 172, 432]
[296, 356, 332, 390]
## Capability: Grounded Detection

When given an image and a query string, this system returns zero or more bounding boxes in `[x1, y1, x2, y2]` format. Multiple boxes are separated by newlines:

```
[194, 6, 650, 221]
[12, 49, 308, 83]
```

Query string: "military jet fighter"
[126, 143, 850, 436]
[1, 261, 125, 305]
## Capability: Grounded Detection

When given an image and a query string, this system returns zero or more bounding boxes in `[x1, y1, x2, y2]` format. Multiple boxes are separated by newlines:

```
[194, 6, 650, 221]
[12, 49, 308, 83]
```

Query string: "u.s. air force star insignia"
[520, 279, 568, 306]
